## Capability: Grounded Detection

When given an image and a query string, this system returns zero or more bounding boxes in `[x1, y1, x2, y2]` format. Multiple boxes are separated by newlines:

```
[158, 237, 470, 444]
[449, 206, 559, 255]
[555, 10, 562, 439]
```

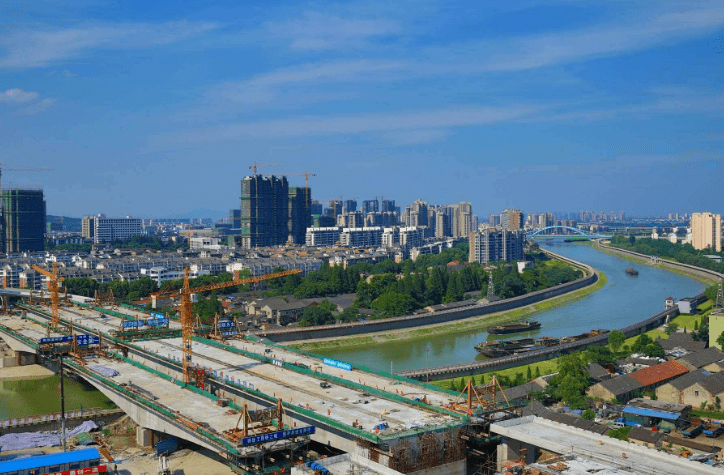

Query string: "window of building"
[695, 390, 699, 396]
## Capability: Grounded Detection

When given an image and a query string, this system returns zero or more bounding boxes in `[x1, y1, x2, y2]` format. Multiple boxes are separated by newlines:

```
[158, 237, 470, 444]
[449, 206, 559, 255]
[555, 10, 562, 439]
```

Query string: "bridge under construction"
[0, 297, 512, 474]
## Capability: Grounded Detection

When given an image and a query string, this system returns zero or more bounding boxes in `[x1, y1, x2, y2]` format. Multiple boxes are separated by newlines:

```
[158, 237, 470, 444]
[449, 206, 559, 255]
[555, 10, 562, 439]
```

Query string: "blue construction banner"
[151, 312, 165, 319]
[218, 320, 235, 329]
[146, 317, 169, 327]
[221, 330, 238, 337]
[76, 334, 100, 346]
[40, 335, 73, 344]
[323, 357, 352, 371]
[241, 426, 315, 446]
[121, 320, 141, 329]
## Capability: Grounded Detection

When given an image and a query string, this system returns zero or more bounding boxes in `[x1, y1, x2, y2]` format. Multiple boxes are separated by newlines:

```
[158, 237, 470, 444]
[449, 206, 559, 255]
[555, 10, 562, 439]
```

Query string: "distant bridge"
[525, 226, 608, 239]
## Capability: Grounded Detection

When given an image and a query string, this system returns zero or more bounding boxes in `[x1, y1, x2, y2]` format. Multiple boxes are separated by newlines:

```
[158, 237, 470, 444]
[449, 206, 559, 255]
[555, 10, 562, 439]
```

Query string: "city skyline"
[3, 1, 724, 217]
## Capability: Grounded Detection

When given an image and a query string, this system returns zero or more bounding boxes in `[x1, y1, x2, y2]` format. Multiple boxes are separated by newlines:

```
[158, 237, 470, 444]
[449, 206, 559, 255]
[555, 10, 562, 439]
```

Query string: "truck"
[703, 423, 724, 438]
[613, 417, 641, 428]
[682, 424, 703, 438]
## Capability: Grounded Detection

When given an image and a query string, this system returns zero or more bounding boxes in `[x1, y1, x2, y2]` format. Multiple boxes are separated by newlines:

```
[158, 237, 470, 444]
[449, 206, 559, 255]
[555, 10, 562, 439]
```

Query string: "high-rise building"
[469, 229, 524, 264]
[2, 189, 46, 253]
[229, 209, 241, 229]
[81, 215, 95, 239]
[381, 200, 396, 213]
[501, 209, 524, 231]
[455, 202, 473, 237]
[94, 215, 143, 243]
[327, 200, 343, 219]
[362, 199, 379, 214]
[488, 214, 500, 227]
[288, 187, 311, 245]
[435, 213, 451, 238]
[240, 175, 289, 248]
[343, 200, 357, 213]
[691, 212, 722, 252]
[310, 201, 323, 215]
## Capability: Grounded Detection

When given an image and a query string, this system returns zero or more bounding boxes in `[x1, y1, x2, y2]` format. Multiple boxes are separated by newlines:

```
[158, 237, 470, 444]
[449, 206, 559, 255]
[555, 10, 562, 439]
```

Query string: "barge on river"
[486, 320, 541, 335]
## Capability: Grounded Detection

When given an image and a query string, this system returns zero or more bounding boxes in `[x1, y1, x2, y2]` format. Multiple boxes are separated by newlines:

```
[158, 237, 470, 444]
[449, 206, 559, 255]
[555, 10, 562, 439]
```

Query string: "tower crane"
[31, 263, 64, 329]
[285, 170, 317, 207]
[248, 162, 281, 175]
[151, 268, 301, 384]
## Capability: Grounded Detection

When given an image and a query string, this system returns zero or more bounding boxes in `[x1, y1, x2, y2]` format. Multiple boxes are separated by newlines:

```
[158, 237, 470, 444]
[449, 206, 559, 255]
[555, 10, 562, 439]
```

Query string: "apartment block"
[305, 227, 342, 247]
[240, 175, 289, 248]
[339, 227, 383, 247]
[691, 212, 722, 252]
[501, 209, 524, 231]
[94, 216, 143, 243]
[469, 229, 525, 264]
[2, 189, 46, 253]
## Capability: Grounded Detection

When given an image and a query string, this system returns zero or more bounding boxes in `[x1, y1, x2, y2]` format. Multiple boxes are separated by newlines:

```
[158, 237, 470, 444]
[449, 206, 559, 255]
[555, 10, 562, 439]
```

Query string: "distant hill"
[47, 215, 82, 232]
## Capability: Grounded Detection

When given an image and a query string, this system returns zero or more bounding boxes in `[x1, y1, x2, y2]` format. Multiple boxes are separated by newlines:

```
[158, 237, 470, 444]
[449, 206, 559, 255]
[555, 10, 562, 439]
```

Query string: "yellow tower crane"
[31, 263, 64, 329]
[151, 268, 301, 384]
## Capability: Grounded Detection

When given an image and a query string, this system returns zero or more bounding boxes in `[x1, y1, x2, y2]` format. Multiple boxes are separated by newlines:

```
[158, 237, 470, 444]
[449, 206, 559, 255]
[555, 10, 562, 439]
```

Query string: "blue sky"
[2, 0, 723, 219]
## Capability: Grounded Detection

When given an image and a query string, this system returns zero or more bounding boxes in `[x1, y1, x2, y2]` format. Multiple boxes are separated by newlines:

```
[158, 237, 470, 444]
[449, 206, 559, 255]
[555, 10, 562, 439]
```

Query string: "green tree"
[545, 353, 591, 406]
[642, 342, 665, 358]
[665, 323, 679, 335]
[370, 292, 415, 317]
[299, 306, 335, 327]
[526, 365, 532, 381]
[586, 346, 615, 366]
[582, 409, 595, 421]
[716, 331, 724, 350]
[608, 330, 626, 352]
[631, 334, 653, 353]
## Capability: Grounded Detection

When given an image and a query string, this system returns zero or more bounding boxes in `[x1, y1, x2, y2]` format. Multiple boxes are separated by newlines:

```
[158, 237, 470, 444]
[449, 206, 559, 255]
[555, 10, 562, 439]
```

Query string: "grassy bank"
[591, 241, 718, 286]
[292, 270, 608, 353]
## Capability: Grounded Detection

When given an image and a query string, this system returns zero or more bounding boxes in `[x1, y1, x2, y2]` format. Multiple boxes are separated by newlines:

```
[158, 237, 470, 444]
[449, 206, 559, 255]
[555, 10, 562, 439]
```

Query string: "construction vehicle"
[157, 454, 171, 475]
[150, 268, 301, 384]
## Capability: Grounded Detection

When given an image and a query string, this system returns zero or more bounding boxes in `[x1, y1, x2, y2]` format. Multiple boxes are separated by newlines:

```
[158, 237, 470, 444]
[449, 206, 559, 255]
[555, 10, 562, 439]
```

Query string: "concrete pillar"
[136, 426, 153, 447]
[497, 438, 535, 471]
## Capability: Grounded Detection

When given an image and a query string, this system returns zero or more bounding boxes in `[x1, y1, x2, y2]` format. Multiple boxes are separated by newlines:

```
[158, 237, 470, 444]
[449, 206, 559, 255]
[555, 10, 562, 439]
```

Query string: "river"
[0, 374, 116, 420]
[319, 240, 707, 372]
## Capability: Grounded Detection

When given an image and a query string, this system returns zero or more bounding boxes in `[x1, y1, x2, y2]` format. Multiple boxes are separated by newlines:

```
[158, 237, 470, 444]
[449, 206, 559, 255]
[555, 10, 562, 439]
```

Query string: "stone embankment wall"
[258, 249, 598, 343]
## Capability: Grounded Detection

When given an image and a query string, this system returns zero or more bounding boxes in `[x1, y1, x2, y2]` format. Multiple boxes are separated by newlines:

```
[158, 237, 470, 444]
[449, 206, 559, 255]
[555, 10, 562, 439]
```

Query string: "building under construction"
[2, 188, 46, 253]
[288, 186, 311, 245]
[240, 175, 289, 248]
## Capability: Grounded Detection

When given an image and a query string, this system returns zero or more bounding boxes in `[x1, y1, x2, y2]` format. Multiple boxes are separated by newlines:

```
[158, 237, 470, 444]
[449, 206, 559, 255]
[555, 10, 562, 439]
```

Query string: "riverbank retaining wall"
[258, 249, 598, 343]
[598, 242, 724, 282]
[398, 288, 708, 381]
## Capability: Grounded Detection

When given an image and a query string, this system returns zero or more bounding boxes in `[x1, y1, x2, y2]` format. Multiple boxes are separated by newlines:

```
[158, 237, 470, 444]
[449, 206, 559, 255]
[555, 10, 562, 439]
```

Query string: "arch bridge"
[525, 226, 608, 239]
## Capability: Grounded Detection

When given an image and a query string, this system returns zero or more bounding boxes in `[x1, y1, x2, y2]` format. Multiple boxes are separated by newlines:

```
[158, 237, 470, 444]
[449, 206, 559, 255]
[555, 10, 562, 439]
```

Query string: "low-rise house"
[622, 398, 690, 429]
[677, 347, 724, 372]
[627, 426, 666, 449]
[656, 333, 706, 353]
[585, 363, 612, 382]
[676, 297, 698, 314]
[587, 374, 642, 403]
[681, 371, 724, 409]
[628, 360, 689, 391]
[657, 369, 711, 404]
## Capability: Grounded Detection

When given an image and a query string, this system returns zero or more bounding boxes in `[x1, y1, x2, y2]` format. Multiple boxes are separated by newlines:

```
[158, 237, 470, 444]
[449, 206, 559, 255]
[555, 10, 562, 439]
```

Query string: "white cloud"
[0, 20, 219, 68]
[149, 104, 540, 148]
[266, 11, 400, 50]
[22, 98, 55, 115]
[0, 88, 39, 103]
[479, 6, 724, 71]
[208, 60, 408, 105]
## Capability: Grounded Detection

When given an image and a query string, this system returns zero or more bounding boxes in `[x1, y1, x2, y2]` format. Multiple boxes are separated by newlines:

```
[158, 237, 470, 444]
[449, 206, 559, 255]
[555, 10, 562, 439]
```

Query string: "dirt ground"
[111, 448, 237, 475]
[0, 364, 54, 380]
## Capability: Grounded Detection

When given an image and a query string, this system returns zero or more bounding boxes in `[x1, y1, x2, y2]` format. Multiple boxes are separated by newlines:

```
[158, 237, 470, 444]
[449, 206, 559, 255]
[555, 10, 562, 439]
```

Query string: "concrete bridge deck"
[0, 304, 470, 473]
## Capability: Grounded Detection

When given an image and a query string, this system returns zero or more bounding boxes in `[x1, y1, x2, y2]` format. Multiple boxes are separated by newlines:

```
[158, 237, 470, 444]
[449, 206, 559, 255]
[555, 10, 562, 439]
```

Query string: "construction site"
[0, 268, 516, 475]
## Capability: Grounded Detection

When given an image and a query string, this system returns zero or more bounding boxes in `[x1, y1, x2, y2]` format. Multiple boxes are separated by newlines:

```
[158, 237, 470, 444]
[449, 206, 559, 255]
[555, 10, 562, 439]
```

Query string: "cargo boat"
[486, 320, 542, 335]
[560, 328, 609, 344]
[475, 338, 535, 357]
[625, 268, 639, 276]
